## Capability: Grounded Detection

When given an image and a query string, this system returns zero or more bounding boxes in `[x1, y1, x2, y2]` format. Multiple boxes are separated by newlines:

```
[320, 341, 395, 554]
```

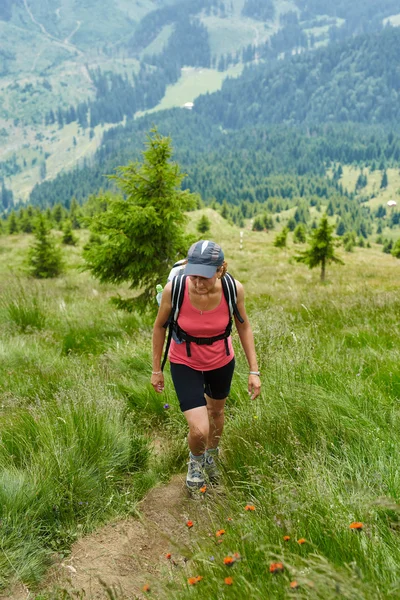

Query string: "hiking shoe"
[204, 448, 220, 484]
[186, 455, 205, 490]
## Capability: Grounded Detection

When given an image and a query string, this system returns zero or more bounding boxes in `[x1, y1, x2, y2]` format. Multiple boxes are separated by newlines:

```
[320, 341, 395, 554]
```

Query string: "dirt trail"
[1, 475, 216, 600]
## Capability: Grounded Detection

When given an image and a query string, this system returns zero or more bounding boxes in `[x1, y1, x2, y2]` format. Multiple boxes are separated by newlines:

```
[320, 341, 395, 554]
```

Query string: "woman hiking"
[151, 240, 261, 490]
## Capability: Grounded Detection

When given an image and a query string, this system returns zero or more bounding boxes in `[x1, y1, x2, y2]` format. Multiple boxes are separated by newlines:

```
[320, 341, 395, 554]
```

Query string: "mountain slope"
[194, 26, 400, 126]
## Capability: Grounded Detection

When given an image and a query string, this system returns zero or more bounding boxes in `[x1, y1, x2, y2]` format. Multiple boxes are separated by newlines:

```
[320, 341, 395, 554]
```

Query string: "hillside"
[0, 208, 399, 597]
[2, 0, 400, 201]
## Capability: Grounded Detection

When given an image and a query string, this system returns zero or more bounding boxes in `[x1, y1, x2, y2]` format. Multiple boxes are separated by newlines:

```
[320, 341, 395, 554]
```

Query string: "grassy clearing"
[336, 165, 400, 210]
[138, 65, 244, 116]
[0, 213, 399, 597]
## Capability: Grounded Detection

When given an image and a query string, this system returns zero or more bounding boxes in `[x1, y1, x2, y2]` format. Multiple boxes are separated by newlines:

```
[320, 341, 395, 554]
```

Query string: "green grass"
[140, 65, 244, 115]
[334, 165, 400, 210]
[0, 213, 400, 596]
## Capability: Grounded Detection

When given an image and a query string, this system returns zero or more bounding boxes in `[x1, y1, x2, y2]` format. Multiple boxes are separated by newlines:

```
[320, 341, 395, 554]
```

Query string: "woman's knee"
[188, 423, 209, 443]
[207, 404, 225, 421]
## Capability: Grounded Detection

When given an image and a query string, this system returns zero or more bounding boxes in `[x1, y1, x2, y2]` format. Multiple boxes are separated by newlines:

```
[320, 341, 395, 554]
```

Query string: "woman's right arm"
[151, 282, 172, 393]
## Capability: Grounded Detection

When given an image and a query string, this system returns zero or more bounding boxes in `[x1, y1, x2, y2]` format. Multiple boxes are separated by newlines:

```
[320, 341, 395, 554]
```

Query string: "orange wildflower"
[143, 583, 151, 592]
[349, 522, 364, 530]
[283, 535, 291, 542]
[200, 485, 207, 493]
[224, 577, 233, 585]
[269, 562, 284, 574]
[165, 552, 172, 559]
[227, 517, 233, 521]
[244, 504, 256, 511]
[224, 556, 235, 566]
[297, 538, 306, 545]
[186, 520, 194, 528]
[290, 581, 300, 590]
[188, 576, 203, 585]
[216, 529, 226, 537]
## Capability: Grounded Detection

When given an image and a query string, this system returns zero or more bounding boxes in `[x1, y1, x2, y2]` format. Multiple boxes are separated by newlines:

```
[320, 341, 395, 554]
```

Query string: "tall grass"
[163, 288, 400, 599]
[1, 225, 400, 598]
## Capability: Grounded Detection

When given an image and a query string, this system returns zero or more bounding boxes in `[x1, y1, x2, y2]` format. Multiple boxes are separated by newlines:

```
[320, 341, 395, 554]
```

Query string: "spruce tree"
[293, 223, 306, 243]
[197, 214, 211, 234]
[28, 215, 63, 278]
[274, 227, 289, 248]
[8, 211, 18, 234]
[83, 129, 195, 310]
[62, 220, 78, 245]
[295, 215, 343, 281]
[392, 239, 400, 259]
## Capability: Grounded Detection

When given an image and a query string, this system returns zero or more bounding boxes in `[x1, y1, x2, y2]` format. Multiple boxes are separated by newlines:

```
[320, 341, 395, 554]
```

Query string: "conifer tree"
[295, 215, 343, 281]
[274, 227, 289, 248]
[8, 211, 18, 234]
[62, 220, 78, 245]
[83, 129, 195, 310]
[293, 223, 306, 243]
[28, 215, 63, 278]
[392, 239, 400, 259]
[197, 214, 211, 234]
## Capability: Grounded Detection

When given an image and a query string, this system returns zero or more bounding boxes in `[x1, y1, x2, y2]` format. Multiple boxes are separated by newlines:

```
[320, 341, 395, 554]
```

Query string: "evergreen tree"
[343, 231, 356, 252]
[274, 227, 289, 248]
[380, 170, 388, 189]
[295, 216, 343, 281]
[252, 215, 264, 231]
[62, 220, 78, 245]
[391, 239, 400, 259]
[8, 211, 18, 234]
[293, 223, 306, 243]
[383, 239, 393, 253]
[83, 129, 195, 310]
[336, 220, 346, 236]
[28, 215, 63, 278]
[197, 214, 211, 234]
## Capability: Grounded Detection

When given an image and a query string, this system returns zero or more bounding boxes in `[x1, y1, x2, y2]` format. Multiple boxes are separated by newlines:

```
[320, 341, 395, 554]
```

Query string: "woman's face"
[189, 273, 218, 294]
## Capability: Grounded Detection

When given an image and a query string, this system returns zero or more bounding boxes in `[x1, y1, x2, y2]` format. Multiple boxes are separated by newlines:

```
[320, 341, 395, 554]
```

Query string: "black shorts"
[170, 358, 235, 412]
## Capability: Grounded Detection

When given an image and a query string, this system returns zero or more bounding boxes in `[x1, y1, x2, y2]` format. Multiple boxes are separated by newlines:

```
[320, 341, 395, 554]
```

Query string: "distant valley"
[0, 0, 400, 205]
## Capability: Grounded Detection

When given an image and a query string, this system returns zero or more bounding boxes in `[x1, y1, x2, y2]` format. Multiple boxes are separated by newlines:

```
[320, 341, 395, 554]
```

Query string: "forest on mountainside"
[27, 116, 400, 239]
[195, 26, 400, 127]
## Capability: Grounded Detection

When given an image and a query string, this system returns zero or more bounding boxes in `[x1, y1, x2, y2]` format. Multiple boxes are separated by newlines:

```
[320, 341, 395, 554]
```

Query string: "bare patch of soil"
[2, 475, 219, 600]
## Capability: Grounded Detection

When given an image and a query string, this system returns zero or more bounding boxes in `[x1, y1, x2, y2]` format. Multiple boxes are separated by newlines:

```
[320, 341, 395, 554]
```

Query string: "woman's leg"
[184, 405, 209, 455]
[169, 363, 209, 489]
[205, 395, 226, 449]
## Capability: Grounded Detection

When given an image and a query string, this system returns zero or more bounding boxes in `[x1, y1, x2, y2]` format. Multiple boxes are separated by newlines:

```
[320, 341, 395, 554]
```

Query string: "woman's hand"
[151, 372, 165, 393]
[248, 374, 261, 400]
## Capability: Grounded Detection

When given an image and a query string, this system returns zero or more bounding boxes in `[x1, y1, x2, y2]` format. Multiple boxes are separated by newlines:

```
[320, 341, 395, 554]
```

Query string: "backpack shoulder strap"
[221, 273, 244, 324]
[161, 273, 187, 371]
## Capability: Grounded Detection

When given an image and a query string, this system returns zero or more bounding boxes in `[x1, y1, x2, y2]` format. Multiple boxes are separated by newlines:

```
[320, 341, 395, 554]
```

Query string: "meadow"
[0, 211, 399, 599]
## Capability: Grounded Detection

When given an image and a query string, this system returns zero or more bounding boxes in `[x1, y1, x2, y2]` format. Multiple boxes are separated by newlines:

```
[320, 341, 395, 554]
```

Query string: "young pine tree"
[83, 128, 195, 310]
[274, 227, 289, 248]
[197, 214, 211, 234]
[391, 239, 400, 259]
[28, 215, 63, 278]
[62, 220, 78, 245]
[295, 215, 343, 281]
[293, 223, 307, 243]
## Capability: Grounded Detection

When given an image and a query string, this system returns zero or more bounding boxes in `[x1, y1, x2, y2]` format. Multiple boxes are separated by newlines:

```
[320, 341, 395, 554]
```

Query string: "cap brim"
[184, 263, 217, 278]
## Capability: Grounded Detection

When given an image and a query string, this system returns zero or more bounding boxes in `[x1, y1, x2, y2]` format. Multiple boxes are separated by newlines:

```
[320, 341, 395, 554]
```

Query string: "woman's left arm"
[234, 280, 261, 400]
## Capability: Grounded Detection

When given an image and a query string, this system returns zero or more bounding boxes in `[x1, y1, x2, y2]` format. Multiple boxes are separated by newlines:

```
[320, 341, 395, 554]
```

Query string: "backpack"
[161, 271, 244, 371]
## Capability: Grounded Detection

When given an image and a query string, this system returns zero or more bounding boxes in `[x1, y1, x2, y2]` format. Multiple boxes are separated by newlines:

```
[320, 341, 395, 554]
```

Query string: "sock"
[206, 447, 219, 455]
[190, 452, 205, 462]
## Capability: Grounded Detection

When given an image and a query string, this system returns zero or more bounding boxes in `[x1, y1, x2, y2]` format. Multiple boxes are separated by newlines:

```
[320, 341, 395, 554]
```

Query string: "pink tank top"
[169, 278, 234, 371]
